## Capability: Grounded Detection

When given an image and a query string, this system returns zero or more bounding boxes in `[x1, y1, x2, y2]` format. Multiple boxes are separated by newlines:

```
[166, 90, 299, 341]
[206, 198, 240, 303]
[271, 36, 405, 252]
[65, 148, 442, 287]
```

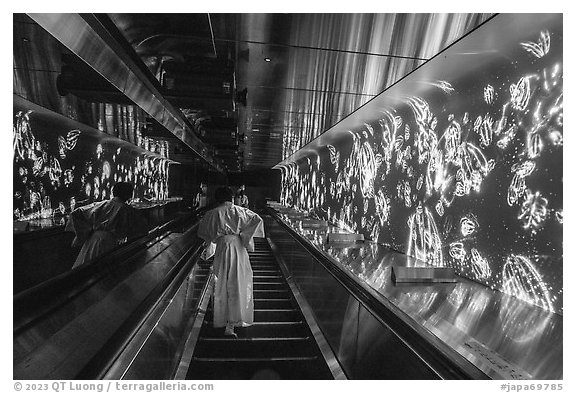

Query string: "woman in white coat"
[197, 186, 265, 337]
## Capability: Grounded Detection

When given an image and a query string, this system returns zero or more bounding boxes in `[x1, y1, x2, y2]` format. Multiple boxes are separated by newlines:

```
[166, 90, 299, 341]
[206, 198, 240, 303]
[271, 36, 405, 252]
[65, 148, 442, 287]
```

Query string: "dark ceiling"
[26, 13, 495, 173]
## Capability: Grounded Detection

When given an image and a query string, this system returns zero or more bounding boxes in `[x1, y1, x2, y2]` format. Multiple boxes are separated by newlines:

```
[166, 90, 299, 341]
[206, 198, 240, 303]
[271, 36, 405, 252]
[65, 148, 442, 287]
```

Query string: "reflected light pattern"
[497, 291, 555, 344]
[407, 204, 444, 267]
[280, 16, 562, 313]
[281, 13, 493, 159]
[502, 255, 553, 312]
[13, 111, 170, 222]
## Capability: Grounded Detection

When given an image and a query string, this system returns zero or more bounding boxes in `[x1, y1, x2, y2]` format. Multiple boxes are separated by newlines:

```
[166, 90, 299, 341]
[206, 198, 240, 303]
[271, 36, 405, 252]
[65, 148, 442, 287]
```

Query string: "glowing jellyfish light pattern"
[484, 85, 495, 104]
[520, 30, 550, 59]
[460, 214, 479, 237]
[449, 242, 466, 263]
[13, 108, 170, 222]
[502, 255, 553, 311]
[518, 190, 549, 233]
[279, 17, 562, 313]
[407, 205, 444, 267]
[470, 248, 492, 280]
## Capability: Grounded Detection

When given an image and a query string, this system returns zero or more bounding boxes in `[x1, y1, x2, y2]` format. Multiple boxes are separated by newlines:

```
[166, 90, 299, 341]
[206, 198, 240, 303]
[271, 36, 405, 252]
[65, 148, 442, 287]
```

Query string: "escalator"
[15, 209, 487, 380]
[185, 238, 339, 380]
[13, 212, 207, 380]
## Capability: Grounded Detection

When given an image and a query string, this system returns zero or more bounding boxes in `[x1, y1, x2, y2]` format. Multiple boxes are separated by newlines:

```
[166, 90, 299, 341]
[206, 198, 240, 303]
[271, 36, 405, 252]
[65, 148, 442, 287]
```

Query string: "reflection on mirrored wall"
[13, 110, 170, 223]
[280, 14, 563, 314]
[280, 13, 494, 159]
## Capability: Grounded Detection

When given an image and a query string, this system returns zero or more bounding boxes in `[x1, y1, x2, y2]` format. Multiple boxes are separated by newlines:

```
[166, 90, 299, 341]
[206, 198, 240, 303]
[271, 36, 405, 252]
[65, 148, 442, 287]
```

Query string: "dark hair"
[113, 182, 134, 202]
[214, 186, 234, 203]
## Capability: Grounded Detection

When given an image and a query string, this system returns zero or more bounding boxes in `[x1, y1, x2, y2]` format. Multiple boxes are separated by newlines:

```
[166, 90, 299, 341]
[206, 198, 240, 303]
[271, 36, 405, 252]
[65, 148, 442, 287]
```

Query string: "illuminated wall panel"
[13, 109, 170, 223]
[280, 14, 562, 314]
[281, 13, 494, 159]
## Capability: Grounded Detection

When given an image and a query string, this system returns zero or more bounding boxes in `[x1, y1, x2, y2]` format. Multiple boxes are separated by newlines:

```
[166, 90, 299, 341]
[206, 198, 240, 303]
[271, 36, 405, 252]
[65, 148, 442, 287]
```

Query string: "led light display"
[13, 110, 170, 223]
[280, 15, 562, 313]
[280, 14, 494, 159]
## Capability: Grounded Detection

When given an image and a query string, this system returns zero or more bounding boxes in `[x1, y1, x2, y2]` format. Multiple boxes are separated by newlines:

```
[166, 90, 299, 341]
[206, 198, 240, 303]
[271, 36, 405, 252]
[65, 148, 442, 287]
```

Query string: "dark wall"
[229, 169, 281, 209]
[169, 163, 200, 206]
[281, 15, 563, 314]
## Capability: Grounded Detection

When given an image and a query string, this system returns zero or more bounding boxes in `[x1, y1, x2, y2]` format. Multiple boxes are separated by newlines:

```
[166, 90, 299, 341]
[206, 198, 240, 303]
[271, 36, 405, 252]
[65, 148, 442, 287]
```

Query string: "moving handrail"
[14, 212, 197, 335]
[13, 215, 206, 380]
[76, 237, 205, 379]
[265, 207, 487, 380]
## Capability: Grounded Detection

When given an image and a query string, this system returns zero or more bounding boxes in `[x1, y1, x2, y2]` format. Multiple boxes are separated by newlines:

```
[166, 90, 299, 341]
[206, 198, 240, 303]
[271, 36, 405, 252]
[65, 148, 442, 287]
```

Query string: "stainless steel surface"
[26, 13, 223, 172]
[234, 13, 493, 170]
[13, 224, 202, 379]
[174, 274, 214, 380]
[77, 13, 491, 172]
[14, 94, 172, 163]
[267, 237, 347, 380]
[274, 13, 555, 168]
[104, 256, 208, 380]
[15, 13, 493, 172]
[13, 15, 169, 158]
[265, 215, 442, 379]
[268, 206, 562, 379]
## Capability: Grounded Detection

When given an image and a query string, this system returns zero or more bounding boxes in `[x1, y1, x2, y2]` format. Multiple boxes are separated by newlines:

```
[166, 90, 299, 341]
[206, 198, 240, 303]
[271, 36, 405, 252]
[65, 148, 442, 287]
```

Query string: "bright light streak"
[432, 80, 455, 94]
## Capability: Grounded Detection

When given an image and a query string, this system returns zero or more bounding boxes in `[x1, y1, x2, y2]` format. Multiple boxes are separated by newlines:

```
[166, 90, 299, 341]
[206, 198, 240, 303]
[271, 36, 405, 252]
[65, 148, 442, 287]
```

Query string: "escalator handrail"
[266, 207, 488, 380]
[76, 239, 206, 379]
[13, 212, 198, 334]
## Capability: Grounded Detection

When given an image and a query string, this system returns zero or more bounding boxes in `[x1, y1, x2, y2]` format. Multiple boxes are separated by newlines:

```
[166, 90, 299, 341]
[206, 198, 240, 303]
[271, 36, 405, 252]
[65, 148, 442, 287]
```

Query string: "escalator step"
[253, 275, 283, 282]
[252, 270, 281, 276]
[193, 337, 315, 358]
[200, 321, 308, 338]
[253, 283, 288, 290]
[251, 266, 280, 271]
[186, 357, 332, 380]
[204, 309, 301, 323]
[206, 299, 295, 312]
[249, 262, 277, 266]
[254, 309, 301, 322]
[254, 299, 293, 309]
[186, 237, 334, 380]
[253, 290, 291, 299]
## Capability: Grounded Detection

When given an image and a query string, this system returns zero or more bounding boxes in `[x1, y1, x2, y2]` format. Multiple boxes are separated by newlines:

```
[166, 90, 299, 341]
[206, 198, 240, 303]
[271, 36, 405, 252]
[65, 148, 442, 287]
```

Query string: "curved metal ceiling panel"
[233, 13, 494, 169]
[23, 13, 494, 172]
[27, 13, 223, 172]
